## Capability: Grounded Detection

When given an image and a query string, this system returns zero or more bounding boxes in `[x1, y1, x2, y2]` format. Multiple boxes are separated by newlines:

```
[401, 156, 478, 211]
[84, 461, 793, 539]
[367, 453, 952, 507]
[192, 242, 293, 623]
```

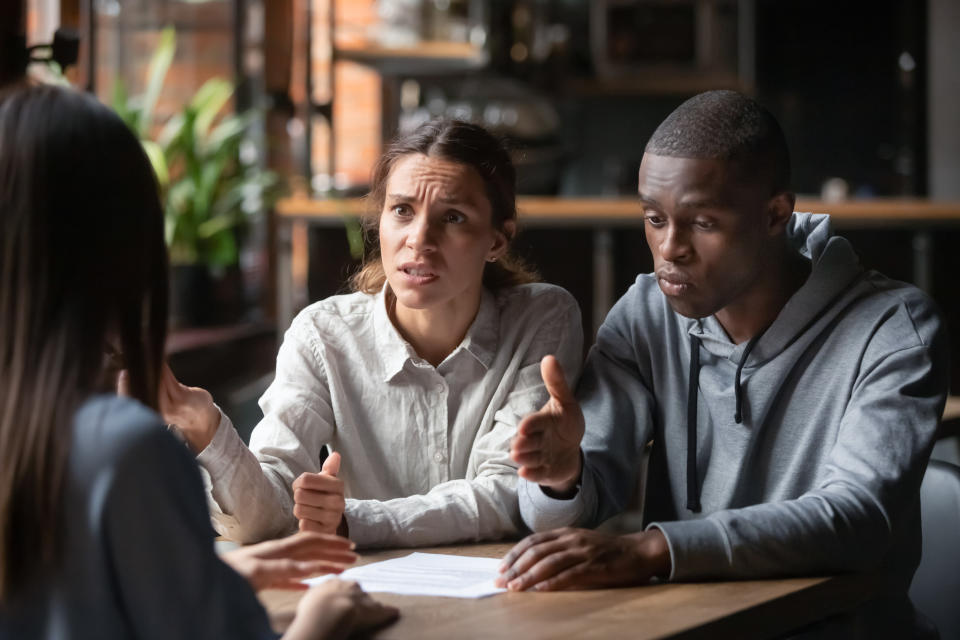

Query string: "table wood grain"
[258, 542, 874, 639]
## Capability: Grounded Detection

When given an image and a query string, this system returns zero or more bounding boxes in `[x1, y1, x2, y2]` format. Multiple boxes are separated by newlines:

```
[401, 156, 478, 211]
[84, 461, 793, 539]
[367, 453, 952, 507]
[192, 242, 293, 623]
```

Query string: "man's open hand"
[510, 355, 585, 494]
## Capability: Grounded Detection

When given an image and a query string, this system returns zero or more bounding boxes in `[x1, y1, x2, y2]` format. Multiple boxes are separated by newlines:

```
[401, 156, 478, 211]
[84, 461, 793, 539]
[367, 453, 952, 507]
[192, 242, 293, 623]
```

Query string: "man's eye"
[644, 214, 665, 226]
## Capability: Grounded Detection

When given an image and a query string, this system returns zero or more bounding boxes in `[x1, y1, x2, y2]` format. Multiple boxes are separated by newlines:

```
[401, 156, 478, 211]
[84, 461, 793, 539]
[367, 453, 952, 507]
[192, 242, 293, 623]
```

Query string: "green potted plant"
[112, 27, 282, 327]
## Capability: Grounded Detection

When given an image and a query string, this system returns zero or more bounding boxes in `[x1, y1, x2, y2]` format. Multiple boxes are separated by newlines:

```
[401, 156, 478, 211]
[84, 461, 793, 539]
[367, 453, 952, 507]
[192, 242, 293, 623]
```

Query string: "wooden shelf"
[167, 322, 274, 355]
[565, 72, 748, 97]
[944, 396, 960, 423]
[334, 41, 487, 74]
[277, 196, 960, 227]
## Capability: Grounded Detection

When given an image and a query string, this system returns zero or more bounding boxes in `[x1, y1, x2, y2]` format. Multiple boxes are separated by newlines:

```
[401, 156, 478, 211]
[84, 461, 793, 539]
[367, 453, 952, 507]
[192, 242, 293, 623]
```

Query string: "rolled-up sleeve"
[198, 318, 334, 543]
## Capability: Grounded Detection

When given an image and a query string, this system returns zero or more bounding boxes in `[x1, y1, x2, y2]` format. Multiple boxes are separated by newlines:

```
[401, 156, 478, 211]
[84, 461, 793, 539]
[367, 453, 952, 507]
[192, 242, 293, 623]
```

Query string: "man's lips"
[657, 271, 692, 296]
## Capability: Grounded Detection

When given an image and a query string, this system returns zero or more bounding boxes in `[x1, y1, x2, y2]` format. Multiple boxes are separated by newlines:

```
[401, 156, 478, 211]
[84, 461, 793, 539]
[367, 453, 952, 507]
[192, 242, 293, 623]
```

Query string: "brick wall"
[93, 2, 234, 128]
[311, 0, 381, 189]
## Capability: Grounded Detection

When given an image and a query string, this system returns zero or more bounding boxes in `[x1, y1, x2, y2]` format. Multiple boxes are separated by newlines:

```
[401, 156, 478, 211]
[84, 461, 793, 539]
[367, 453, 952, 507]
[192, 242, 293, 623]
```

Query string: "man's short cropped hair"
[646, 90, 791, 194]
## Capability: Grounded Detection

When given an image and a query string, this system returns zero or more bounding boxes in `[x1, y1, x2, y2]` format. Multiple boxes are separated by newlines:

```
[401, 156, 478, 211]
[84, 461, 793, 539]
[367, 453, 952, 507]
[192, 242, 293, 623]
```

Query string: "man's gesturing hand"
[510, 355, 585, 494]
[494, 528, 671, 592]
[293, 452, 347, 535]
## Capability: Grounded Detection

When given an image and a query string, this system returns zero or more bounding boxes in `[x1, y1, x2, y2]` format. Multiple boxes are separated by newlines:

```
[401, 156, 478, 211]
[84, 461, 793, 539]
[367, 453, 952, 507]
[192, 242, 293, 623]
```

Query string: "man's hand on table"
[495, 528, 672, 591]
[510, 355, 585, 496]
[221, 531, 357, 591]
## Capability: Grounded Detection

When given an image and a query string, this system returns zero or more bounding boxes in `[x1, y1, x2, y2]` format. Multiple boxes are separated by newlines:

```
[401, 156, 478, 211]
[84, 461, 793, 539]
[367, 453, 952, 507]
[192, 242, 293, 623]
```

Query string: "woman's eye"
[391, 204, 411, 217]
[444, 211, 466, 224]
[694, 219, 715, 230]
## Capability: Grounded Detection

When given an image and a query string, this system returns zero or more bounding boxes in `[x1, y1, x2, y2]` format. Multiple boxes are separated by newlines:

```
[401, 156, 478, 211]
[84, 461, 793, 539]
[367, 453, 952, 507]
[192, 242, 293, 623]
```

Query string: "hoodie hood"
[689, 212, 865, 365]
[683, 212, 866, 512]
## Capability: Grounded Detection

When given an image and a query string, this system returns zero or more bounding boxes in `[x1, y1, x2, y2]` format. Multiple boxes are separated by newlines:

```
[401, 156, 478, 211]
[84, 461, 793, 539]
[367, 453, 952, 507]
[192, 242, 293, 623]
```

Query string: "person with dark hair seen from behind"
[497, 90, 948, 638]
[0, 84, 397, 639]
[161, 119, 583, 548]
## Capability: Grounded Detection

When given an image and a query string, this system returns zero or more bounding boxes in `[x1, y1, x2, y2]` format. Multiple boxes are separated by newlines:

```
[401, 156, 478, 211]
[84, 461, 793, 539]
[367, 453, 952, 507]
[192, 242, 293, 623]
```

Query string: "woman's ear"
[488, 220, 516, 261]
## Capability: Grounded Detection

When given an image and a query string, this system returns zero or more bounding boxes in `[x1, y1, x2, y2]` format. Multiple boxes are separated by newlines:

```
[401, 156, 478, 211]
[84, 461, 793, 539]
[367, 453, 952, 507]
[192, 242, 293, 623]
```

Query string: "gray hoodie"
[519, 213, 948, 636]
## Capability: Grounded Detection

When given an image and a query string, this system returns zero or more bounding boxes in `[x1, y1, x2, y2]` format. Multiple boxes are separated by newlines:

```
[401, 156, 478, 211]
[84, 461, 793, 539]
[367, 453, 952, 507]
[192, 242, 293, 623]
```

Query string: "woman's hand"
[122, 363, 220, 454]
[221, 531, 357, 592]
[293, 452, 347, 535]
[285, 580, 399, 640]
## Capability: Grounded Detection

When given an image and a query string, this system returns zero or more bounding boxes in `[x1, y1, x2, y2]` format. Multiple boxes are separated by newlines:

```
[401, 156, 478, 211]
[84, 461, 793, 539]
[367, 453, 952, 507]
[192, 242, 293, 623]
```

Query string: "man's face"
[639, 153, 774, 319]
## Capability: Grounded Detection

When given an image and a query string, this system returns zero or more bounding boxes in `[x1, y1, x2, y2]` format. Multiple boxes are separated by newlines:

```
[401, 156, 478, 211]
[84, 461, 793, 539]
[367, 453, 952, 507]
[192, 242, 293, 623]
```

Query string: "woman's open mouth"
[399, 266, 439, 285]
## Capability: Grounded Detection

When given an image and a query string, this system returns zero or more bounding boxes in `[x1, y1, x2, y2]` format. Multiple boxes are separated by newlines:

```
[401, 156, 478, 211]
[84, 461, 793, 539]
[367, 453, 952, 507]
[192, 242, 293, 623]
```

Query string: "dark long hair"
[0, 85, 168, 600]
[350, 119, 537, 293]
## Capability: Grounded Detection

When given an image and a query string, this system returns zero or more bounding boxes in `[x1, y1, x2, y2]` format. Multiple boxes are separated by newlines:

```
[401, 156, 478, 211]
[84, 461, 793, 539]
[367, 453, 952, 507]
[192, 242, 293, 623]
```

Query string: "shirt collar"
[373, 284, 418, 382]
[455, 288, 499, 371]
[373, 284, 500, 382]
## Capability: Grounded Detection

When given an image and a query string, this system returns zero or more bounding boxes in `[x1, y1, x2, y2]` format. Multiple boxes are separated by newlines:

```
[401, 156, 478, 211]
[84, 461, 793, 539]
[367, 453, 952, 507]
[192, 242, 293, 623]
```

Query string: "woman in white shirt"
[0, 84, 395, 639]
[165, 120, 583, 547]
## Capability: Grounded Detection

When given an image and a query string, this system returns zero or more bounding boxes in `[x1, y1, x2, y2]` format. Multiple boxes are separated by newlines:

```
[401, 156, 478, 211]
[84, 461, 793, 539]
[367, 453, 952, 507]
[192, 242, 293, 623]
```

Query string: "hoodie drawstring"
[734, 328, 767, 424]
[686, 327, 768, 513]
[686, 333, 702, 512]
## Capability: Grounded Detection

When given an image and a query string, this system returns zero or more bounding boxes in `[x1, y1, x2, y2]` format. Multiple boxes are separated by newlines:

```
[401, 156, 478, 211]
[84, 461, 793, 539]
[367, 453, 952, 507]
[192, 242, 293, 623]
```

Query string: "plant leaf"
[190, 77, 234, 141]
[192, 156, 226, 223]
[343, 215, 364, 260]
[157, 112, 186, 152]
[137, 26, 176, 137]
[110, 79, 140, 131]
[205, 228, 237, 266]
[166, 178, 196, 258]
[140, 140, 169, 187]
[197, 213, 236, 238]
[205, 112, 253, 154]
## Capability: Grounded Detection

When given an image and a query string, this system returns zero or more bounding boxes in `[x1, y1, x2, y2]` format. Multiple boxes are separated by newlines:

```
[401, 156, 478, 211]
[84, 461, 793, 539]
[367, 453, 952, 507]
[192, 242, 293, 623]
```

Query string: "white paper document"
[304, 552, 506, 599]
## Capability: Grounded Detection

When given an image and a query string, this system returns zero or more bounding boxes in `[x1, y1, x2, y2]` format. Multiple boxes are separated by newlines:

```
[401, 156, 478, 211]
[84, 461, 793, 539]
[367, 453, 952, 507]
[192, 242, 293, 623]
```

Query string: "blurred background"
[7, 0, 960, 456]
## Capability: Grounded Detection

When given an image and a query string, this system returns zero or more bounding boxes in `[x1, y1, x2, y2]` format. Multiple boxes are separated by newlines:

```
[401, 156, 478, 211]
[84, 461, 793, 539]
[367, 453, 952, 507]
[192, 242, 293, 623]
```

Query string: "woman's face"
[379, 153, 510, 314]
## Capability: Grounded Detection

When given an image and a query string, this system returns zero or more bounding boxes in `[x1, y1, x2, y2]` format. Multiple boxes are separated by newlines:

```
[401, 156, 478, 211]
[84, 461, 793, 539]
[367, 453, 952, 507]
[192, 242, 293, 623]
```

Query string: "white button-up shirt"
[197, 283, 582, 547]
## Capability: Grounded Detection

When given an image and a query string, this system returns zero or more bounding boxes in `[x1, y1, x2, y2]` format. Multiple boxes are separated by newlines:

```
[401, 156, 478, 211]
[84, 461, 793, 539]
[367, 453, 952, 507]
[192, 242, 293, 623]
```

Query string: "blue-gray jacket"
[0, 395, 275, 640]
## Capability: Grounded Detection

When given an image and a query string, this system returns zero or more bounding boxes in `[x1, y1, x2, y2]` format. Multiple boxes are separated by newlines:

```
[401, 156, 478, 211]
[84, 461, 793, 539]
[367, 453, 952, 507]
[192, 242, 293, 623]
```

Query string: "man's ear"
[766, 191, 796, 236]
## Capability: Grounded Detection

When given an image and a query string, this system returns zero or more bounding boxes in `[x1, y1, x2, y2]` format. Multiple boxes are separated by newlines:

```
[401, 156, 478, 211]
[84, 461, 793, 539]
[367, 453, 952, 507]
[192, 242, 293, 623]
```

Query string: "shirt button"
[434, 451, 445, 463]
[434, 383, 444, 394]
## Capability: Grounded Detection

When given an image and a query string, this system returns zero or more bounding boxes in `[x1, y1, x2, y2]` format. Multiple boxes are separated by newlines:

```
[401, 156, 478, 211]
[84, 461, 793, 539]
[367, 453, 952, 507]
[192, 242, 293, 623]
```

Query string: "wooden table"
[259, 542, 875, 639]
